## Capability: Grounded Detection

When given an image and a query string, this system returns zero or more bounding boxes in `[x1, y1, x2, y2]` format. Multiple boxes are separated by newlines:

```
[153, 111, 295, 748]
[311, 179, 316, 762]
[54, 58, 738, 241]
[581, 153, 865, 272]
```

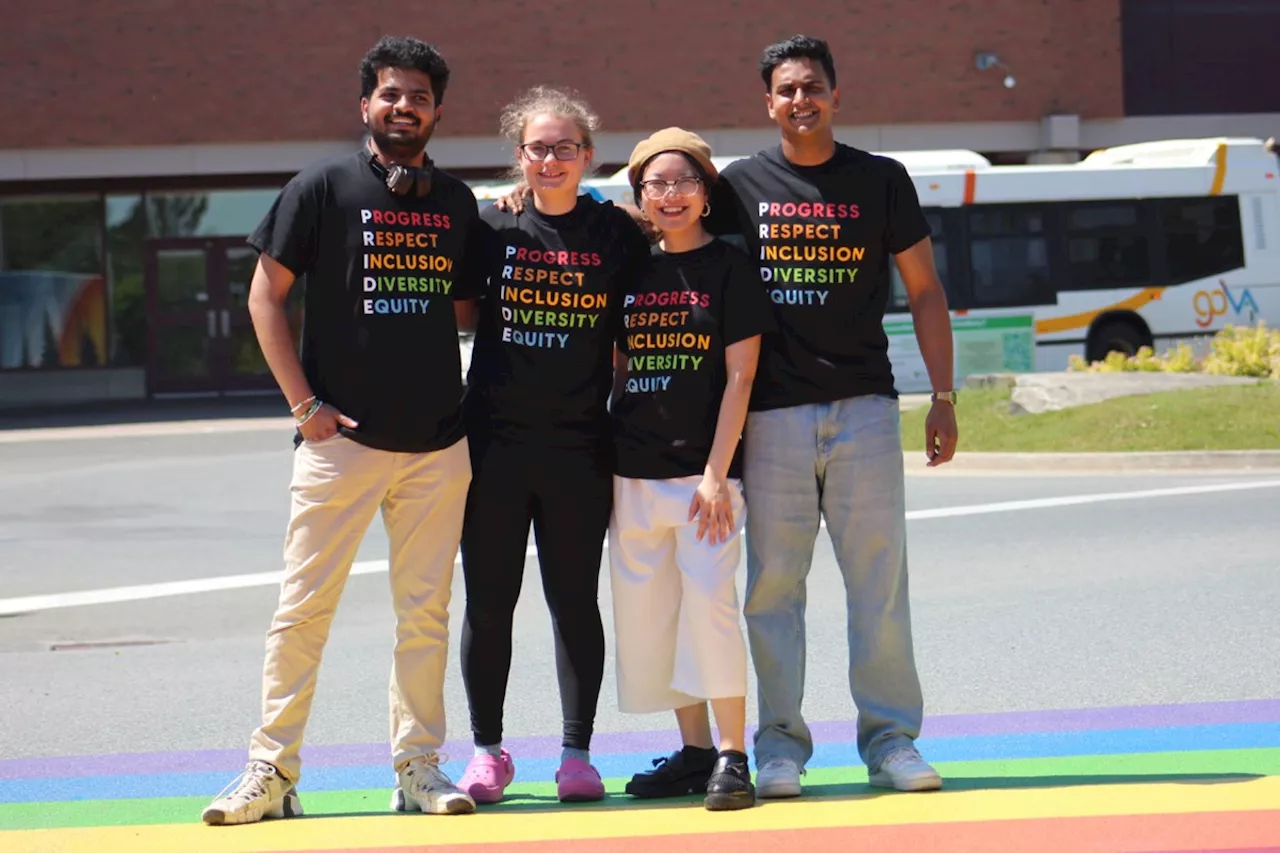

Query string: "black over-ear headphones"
[368, 151, 434, 198]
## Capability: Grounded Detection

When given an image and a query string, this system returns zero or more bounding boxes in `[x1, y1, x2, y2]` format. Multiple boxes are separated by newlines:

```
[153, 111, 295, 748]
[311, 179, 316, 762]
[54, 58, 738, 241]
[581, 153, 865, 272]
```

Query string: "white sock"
[475, 743, 503, 758]
[561, 747, 590, 764]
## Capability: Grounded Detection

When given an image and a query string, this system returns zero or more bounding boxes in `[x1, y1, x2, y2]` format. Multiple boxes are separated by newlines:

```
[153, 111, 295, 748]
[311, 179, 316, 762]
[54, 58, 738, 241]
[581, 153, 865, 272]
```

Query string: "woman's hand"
[689, 469, 735, 545]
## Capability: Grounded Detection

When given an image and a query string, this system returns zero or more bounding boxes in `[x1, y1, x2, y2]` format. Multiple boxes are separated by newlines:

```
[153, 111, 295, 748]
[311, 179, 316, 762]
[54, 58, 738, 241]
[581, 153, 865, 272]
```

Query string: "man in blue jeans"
[707, 34, 959, 797]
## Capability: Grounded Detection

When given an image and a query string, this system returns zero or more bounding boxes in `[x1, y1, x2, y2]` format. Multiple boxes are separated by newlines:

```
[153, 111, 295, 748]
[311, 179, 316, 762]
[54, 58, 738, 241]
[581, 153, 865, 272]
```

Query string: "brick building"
[0, 0, 1276, 407]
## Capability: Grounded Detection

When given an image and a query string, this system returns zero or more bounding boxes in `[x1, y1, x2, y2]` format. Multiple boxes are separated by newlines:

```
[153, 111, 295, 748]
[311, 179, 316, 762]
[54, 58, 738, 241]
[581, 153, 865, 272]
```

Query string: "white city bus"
[584, 137, 1280, 388]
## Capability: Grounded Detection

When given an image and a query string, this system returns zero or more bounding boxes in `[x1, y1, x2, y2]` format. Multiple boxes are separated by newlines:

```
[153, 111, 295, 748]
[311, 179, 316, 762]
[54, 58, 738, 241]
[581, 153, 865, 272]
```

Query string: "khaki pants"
[248, 434, 470, 782]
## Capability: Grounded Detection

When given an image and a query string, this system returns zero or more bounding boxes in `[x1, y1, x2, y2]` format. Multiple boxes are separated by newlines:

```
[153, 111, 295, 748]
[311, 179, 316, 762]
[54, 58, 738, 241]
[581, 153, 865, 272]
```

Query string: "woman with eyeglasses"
[447, 86, 650, 806]
[609, 129, 774, 811]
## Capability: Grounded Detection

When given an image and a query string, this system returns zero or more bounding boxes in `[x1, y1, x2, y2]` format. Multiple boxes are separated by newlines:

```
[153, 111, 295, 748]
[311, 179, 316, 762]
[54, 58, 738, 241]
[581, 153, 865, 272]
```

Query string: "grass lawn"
[900, 382, 1280, 453]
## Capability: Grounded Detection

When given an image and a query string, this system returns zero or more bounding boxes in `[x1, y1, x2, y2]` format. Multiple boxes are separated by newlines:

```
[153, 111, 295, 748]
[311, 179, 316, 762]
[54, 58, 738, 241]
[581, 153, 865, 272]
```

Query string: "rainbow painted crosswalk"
[2, 699, 1277, 852]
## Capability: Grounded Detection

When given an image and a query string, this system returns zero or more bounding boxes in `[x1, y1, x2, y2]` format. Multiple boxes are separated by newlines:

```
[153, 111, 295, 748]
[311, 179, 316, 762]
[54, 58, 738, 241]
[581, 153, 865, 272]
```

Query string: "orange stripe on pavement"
[270, 810, 1280, 853]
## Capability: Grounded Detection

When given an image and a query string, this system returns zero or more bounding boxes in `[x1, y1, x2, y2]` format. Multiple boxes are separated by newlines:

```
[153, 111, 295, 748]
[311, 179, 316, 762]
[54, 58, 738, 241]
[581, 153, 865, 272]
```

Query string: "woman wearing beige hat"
[609, 128, 775, 811]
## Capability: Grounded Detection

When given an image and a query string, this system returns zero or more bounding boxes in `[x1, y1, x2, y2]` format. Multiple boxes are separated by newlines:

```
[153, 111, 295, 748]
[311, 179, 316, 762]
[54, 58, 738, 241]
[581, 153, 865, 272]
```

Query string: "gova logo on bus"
[1194, 281, 1259, 327]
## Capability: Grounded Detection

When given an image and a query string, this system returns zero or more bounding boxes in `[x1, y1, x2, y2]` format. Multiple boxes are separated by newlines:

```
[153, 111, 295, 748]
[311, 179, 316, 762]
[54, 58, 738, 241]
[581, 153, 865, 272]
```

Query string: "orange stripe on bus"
[1034, 287, 1165, 335]
[963, 170, 977, 204]
[1209, 142, 1228, 196]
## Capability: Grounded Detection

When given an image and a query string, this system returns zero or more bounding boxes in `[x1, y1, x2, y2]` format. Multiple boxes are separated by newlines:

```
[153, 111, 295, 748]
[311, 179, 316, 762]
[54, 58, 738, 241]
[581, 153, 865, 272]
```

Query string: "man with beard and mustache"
[701, 34, 958, 799]
[201, 35, 486, 826]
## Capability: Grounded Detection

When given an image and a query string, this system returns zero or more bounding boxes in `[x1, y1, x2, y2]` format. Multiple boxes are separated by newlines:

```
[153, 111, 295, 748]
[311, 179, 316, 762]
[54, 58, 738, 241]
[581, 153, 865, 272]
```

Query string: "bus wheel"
[1086, 318, 1151, 363]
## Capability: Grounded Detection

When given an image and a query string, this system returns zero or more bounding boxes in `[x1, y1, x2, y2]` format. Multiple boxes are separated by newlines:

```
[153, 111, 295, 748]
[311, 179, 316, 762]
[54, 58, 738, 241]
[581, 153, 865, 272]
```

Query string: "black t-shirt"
[465, 196, 650, 450]
[249, 149, 486, 453]
[709, 143, 931, 410]
[613, 238, 776, 480]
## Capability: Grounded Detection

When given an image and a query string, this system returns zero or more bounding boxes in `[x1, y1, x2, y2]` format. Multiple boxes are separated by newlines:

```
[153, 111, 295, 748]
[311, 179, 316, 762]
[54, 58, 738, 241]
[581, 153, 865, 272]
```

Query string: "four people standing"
[206, 31, 956, 826]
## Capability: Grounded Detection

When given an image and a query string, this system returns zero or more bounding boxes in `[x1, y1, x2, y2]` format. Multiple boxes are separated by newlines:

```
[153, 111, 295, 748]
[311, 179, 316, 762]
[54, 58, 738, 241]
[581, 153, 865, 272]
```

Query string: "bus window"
[1159, 197, 1245, 285]
[967, 205, 1051, 308]
[1063, 202, 1151, 290]
[888, 209, 948, 313]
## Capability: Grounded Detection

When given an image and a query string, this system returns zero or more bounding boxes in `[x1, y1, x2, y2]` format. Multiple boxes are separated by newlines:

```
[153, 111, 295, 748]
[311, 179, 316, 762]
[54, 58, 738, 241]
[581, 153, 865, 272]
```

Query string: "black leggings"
[459, 437, 611, 750]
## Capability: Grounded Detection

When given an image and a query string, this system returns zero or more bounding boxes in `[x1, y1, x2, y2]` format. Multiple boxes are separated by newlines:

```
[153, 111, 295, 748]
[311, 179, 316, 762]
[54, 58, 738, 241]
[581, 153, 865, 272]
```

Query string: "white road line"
[906, 479, 1280, 520]
[2, 479, 1277, 616]
[0, 546, 535, 617]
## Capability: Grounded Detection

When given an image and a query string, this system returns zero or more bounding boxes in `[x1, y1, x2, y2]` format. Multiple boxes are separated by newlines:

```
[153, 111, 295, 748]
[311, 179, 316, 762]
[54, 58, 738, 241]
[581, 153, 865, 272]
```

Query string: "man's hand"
[297, 403, 359, 442]
[924, 401, 958, 466]
[493, 181, 532, 214]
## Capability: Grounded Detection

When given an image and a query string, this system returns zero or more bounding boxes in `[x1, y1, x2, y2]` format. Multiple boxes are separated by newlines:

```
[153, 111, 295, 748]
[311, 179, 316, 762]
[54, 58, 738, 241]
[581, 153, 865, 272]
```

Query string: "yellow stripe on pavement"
[4, 775, 1277, 853]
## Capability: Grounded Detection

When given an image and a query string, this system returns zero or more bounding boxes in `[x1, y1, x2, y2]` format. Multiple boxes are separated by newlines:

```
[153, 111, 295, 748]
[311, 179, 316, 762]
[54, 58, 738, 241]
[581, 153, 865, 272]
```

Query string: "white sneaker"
[868, 746, 943, 791]
[395, 755, 476, 815]
[201, 760, 303, 826]
[755, 757, 803, 799]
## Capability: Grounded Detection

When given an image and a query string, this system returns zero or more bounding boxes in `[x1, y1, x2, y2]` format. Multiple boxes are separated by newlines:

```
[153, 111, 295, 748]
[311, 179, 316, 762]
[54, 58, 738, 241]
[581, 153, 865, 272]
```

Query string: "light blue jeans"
[743, 394, 923, 770]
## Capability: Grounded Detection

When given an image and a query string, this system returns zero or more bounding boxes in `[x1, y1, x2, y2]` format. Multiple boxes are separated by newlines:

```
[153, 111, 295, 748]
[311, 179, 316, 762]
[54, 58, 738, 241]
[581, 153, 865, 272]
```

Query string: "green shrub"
[1068, 342, 1199, 374]
[1201, 322, 1280, 379]
[1068, 323, 1278, 377]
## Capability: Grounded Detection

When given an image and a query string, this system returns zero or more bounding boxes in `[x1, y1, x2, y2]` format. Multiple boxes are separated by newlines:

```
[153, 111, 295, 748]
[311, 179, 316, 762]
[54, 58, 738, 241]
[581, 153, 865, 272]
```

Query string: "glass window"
[1160, 197, 1245, 285]
[967, 205, 1050, 308]
[106, 195, 146, 366]
[1063, 202, 1151, 290]
[1069, 205, 1138, 230]
[0, 196, 106, 370]
[889, 210, 948, 313]
[145, 189, 282, 238]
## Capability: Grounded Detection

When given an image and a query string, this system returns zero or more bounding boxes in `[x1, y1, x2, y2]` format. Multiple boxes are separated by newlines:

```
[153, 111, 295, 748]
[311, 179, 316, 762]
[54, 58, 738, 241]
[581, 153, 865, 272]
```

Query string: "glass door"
[143, 238, 302, 396]
[144, 239, 220, 395]
[215, 242, 303, 393]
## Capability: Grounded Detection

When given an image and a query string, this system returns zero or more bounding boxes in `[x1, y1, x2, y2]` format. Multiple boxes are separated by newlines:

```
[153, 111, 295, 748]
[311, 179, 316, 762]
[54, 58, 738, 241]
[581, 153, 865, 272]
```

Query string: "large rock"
[1003, 371, 1264, 415]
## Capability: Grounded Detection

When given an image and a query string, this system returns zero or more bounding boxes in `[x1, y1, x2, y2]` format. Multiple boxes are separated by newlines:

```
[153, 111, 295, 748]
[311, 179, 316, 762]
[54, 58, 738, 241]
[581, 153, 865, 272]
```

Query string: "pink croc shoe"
[555, 757, 605, 802]
[458, 750, 515, 804]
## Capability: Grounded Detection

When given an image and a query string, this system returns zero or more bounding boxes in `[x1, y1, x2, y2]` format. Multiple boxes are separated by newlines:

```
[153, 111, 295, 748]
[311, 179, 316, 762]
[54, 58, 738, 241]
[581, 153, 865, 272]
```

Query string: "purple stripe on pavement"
[3, 698, 1276, 781]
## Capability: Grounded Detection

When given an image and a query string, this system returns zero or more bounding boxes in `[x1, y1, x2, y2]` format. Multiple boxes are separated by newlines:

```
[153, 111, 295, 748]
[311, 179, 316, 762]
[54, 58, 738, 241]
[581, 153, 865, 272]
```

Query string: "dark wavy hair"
[359, 36, 451, 104]
[759, 35, 837, 90]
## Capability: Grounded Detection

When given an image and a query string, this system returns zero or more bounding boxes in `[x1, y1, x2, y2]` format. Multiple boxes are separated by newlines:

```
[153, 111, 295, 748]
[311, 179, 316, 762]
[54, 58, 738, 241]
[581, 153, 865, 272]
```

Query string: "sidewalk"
[0, 397, 292, 442]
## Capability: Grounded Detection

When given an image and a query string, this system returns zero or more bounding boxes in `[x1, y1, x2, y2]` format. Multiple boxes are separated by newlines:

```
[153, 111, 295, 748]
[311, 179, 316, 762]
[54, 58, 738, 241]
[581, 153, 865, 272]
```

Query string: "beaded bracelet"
[289, 395, 317, 415]
[295, 399, 323, 426]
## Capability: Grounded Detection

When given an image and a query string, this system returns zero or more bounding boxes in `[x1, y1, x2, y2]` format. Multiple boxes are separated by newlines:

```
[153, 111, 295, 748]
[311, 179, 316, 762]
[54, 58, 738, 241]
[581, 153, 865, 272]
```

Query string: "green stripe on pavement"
[2, 749, 1276, 831]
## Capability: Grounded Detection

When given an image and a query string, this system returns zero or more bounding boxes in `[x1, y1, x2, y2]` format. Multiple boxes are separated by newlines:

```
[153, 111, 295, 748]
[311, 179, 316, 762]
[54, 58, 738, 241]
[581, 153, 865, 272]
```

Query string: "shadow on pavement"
[0, 397, 286, 432]
[301, 770, 1265, 819]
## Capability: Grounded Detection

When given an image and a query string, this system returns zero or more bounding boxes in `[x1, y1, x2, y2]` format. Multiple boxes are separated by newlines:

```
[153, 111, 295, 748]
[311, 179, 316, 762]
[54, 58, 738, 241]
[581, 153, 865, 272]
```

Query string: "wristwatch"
[931, 390, 958, 404]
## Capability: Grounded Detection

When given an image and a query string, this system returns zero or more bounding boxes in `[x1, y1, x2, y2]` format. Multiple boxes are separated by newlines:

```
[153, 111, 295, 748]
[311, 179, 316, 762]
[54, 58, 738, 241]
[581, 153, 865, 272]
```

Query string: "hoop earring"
[701, 201, 712, 218]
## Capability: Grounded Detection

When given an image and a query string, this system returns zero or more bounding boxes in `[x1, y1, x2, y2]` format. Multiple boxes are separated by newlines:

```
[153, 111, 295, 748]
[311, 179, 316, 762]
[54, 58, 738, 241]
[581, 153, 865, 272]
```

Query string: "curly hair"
[759, 34, 837, 90]
[359, 36, 451, 104]
[498, 86, 601, 178]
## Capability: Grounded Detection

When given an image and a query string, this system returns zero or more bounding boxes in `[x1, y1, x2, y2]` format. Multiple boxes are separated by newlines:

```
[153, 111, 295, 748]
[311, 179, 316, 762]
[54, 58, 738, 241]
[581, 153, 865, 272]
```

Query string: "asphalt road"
[1, 427, 1278, 766]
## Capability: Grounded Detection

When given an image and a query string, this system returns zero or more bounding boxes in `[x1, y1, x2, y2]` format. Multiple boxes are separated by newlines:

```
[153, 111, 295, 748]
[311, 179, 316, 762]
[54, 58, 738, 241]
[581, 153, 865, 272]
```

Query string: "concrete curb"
[0, 417, 294, 444]
[904, 450, 1280, 473]
[3, 418, 1277, 475]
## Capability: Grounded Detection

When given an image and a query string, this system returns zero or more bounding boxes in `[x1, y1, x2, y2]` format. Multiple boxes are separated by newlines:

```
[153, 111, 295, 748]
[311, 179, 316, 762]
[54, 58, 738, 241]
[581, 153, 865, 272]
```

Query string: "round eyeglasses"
[639, 176, 703, 200]
[518, 141, 588, 161]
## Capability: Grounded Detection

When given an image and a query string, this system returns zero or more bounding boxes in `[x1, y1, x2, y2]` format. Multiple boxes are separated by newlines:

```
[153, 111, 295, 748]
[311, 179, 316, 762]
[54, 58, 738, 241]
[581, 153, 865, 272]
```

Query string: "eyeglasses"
[639, 176, 703, 200]
[518, 141, 588, 161]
